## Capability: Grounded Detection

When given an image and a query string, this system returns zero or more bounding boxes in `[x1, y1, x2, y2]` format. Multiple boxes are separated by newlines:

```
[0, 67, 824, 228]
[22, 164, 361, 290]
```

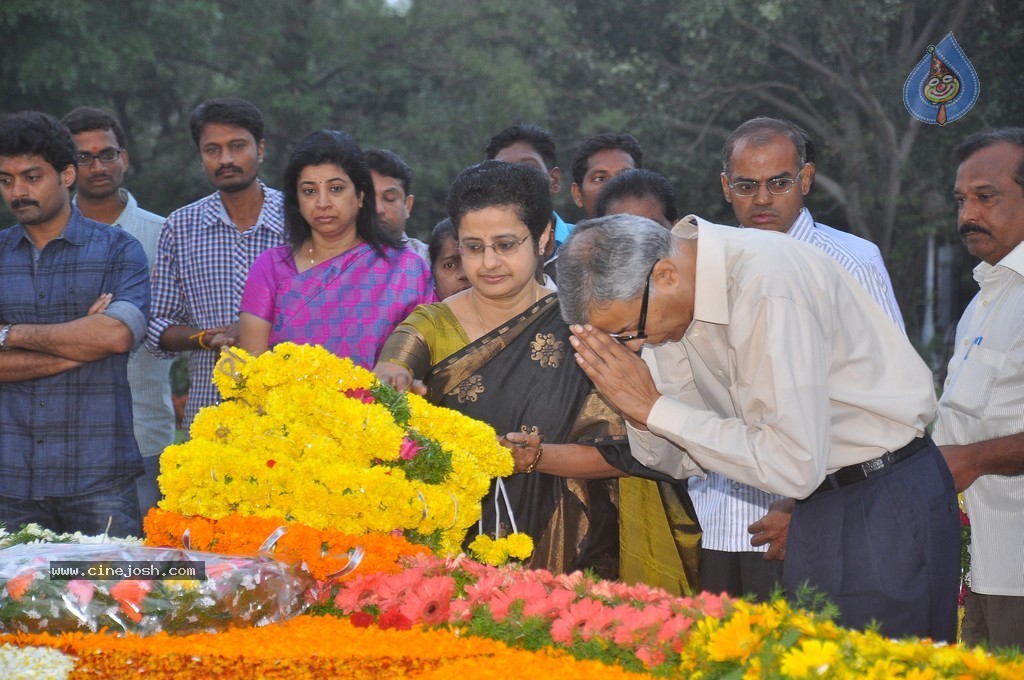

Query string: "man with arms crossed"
[0, 111, 149, 537]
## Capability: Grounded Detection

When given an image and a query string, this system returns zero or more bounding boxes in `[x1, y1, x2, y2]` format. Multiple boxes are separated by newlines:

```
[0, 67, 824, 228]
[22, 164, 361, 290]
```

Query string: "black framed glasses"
[609, 261, 657, 344]
[726, 167, 804, 197]
[75, 148, 123, 165]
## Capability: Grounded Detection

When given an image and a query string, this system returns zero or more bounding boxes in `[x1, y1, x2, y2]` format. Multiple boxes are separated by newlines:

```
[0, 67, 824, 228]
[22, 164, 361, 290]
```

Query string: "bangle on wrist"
[0, 323, 13, 351]
[189, 330, 212, 350]
[523, 443, 544, 474]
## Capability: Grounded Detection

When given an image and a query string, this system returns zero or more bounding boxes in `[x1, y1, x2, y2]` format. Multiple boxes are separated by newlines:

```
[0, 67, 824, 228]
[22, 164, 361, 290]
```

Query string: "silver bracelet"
[0, 324, 13, 351]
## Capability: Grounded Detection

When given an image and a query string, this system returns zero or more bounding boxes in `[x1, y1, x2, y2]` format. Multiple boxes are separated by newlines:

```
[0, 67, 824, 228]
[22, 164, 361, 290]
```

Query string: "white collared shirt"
[690, 209, 907, 551]
[628, 216, 935, 499]
[933, 241, 1024, 595]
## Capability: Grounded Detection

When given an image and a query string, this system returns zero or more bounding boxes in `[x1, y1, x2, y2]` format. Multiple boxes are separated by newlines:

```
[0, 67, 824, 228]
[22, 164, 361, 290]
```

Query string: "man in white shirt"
[62, 107, 174, 519]
[936, 127, 1024, 650]
[557, 214, 959, 641]
[693, 117, 906, 601]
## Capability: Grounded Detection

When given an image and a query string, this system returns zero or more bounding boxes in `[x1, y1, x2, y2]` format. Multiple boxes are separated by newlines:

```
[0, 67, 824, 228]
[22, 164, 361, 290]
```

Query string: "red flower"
[5, 569, 37, 601]
[344, 387, 375, 403]
[378, 609, 412, 630]
[266, 460, 277, 468]
[110, 579, 153, 623]
[350, 611, 374, 628]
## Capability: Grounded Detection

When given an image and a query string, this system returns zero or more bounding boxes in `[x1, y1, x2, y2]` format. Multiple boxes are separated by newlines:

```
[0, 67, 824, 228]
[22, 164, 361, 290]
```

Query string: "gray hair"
[557, 214, 674, 325]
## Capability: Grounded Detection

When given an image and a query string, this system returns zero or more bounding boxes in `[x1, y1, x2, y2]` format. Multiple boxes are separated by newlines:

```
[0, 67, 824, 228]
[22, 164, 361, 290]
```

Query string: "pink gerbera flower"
[549, 598, 607, 645]
[522, 586, 575, 620]
[398, 575, 455, 626]
[487, 579, 548, 621]
[334, 572, 387, 613]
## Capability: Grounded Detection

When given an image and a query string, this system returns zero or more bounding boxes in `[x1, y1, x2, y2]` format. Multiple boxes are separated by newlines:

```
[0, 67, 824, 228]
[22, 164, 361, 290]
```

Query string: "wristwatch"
[0, 324, 12, 351]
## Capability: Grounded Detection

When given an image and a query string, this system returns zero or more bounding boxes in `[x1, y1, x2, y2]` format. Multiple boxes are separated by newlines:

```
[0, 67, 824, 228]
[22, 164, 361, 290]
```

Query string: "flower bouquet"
[159, 343, 528, 558]
[0, 542, 311, 636]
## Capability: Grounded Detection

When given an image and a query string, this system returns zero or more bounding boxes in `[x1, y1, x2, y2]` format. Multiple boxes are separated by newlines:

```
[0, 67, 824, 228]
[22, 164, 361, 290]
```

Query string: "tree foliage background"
[2, 0, 1022, 343]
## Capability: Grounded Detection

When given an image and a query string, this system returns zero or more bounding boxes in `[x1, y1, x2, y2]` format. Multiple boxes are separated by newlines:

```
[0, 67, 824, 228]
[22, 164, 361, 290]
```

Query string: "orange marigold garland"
[144, 509, 426, 581]
[0, 616, 639, 679]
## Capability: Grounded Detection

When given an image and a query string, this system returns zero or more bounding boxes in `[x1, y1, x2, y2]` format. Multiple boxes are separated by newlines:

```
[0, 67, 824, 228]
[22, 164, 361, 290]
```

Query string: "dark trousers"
[0, 480, 142, 538]
[784, 440, 959, 642]
[700, 548, 784, 602]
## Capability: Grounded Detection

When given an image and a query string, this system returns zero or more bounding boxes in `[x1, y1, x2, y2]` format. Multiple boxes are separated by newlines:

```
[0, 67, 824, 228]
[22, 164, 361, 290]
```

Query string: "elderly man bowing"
[557, 214, 959, 641]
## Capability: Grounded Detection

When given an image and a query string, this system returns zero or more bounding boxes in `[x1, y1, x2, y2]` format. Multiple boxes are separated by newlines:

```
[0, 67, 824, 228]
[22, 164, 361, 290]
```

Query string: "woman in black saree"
[374, 161, 667, 579]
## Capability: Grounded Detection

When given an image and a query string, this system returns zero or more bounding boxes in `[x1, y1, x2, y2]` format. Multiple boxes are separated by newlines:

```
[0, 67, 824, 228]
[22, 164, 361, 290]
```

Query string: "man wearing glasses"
[690, 117, 906, 602]
[62, 107, 175, 521]
[558, 213, 958, 641]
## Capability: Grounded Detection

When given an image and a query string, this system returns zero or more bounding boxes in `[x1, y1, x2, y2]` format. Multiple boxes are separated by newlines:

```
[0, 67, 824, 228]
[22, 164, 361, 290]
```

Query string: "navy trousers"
[784, 440, 959, 642]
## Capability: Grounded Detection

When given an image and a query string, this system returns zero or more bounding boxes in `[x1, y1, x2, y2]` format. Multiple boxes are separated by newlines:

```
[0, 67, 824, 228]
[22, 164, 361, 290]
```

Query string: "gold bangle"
[189, 330, 211, 350]
[523, 443, 544, 474]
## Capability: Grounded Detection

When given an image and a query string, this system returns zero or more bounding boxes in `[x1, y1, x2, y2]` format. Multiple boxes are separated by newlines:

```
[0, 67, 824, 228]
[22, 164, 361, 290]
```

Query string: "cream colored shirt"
[933, 241, 1024, 595]
[627, 216, 936, 499]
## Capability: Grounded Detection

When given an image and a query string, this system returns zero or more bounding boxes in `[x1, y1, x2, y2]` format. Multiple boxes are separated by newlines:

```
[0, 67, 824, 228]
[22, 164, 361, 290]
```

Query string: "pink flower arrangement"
[333, 553, 735, 672]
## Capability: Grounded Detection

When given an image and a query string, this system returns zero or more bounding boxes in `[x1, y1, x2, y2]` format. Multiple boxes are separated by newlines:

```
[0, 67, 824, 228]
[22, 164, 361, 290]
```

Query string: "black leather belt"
[806, 435, 930, 499]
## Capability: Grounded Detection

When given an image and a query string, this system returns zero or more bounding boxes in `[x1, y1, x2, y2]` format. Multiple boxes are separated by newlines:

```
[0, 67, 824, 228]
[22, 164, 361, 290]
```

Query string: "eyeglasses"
[609, 261, 657, 344]
[726, 168, 804, 197]
[457, 234, 530, 258]
[76, 148, 123, 165]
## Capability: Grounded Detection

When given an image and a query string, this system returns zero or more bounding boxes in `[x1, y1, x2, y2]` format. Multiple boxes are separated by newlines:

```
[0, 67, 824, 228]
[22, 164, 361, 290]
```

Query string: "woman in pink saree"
[238, 130, 433, 366]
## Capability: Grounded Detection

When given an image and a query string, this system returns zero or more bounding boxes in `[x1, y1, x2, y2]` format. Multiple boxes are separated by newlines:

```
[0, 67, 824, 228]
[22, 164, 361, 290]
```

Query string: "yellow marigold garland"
[159, 344, 518, 556]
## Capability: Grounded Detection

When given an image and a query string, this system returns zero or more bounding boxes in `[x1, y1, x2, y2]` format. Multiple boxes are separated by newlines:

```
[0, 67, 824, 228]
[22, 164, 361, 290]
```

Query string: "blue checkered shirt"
[145, 182, 285, 434]
[0, 208, 150, 498]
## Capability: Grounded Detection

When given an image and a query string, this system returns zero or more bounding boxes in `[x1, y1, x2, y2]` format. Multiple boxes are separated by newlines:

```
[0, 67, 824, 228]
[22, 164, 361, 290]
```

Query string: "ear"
[537, 222, 552, 256]
[651, 257, 680, 289]
[257, 139, 266, 163]
[404, 193, 415, 216]
[570, 182, 583, 208]
[549, 167, 562, 195]
[357, 191, 364, 208]
[121, 149, 130, 175]
[61, 165, 77, 190]
[720, 172, 733, 204]
[800, 162, 815, 196]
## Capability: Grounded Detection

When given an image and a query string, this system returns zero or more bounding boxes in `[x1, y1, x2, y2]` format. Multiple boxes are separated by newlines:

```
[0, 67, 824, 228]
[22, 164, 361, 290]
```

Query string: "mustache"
[215, 164, 243, 176]
[959, 222, 991, 238]
[10, 199, 39, 209]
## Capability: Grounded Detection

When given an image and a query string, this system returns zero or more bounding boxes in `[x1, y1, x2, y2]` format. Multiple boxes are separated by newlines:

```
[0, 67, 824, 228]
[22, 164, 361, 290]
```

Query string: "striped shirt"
[145, 182, 285, 435]
[689, 209, 906, 552]
[933, 242, 1024, 595]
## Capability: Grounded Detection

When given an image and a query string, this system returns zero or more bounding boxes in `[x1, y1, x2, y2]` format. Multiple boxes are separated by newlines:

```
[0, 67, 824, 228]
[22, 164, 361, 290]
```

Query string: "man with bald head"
[696, 117, 906, 602]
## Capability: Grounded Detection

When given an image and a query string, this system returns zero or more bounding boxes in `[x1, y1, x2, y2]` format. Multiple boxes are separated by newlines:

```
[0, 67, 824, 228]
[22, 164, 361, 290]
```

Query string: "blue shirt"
[553, 211, 574, 246]
[0, 208, 149, 498]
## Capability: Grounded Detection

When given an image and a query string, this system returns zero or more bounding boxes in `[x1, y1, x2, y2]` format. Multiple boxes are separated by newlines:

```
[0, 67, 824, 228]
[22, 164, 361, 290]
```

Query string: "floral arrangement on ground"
[4, 532, 1024, 678]
[160, 342, 531, 561]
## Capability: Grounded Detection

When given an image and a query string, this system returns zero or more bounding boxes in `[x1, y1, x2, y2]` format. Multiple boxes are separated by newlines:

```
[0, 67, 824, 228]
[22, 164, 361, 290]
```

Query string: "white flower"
[0, 643, 76, 680]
